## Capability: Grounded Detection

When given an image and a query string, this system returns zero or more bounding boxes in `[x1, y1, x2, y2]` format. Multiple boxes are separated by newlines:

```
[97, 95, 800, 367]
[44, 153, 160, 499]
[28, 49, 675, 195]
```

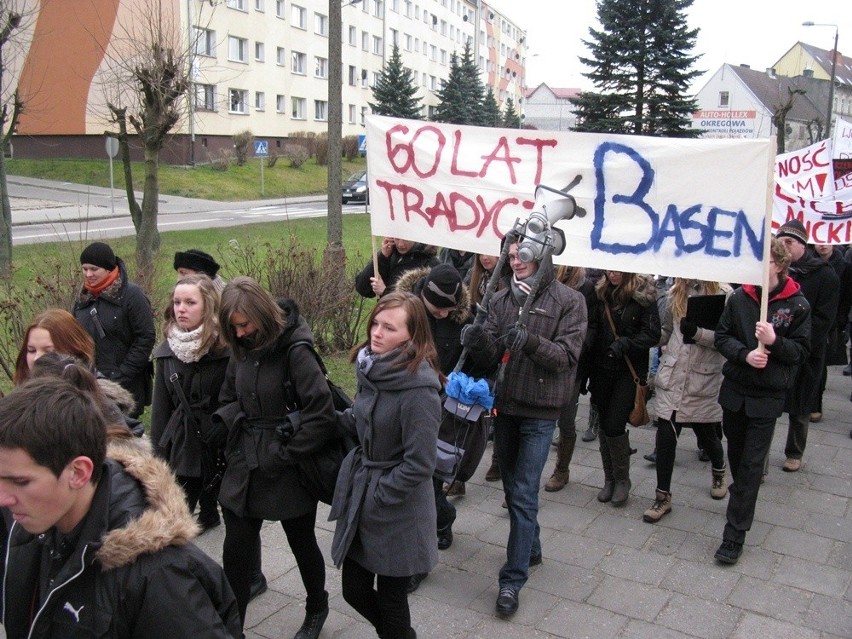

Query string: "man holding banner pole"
[713, 237, 811, 565]
[460, 233, 586, 617]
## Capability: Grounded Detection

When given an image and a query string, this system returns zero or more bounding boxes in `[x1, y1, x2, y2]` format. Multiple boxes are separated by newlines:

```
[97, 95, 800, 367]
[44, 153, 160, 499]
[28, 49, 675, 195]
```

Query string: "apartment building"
[11, 0, 527, 163]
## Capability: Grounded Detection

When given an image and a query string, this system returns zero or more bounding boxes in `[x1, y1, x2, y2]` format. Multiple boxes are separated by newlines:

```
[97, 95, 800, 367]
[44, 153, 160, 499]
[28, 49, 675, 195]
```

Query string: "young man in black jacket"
[0, 378, 241, 638]
[713, 238, 811, 564]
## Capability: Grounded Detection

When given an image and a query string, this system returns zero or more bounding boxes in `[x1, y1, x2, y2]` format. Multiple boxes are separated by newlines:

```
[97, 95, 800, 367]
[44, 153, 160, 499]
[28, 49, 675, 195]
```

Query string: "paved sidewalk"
[194, 368, 852, 639]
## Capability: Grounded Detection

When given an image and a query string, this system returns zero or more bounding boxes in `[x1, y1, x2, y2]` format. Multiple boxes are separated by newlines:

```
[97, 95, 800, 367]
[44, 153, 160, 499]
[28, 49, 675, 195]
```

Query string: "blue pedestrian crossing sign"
[358, 134, 367, 155]
[254, 140, 269, 157]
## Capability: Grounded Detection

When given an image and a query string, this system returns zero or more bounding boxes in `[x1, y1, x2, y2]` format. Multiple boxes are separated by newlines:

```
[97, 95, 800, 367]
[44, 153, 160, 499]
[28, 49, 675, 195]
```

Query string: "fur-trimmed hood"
[95, 436, 199, 570]
[631, 274, 658, 307]
[394, 267, 472, 325]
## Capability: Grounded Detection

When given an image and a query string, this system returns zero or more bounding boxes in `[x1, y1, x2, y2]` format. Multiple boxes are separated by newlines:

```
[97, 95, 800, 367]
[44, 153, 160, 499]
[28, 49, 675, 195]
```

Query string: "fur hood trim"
[96, 438, 199, 570]
[394, 267, 472, 325]
[632, 274, 658, 308]
[98, 378, 136, 415]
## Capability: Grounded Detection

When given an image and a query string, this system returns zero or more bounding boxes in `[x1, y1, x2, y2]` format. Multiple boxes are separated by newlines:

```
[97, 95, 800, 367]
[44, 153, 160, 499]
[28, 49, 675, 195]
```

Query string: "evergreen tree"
[434, 42, 486, 125]
[571, 0, 702, 137]
[369, 43, 423, 119]
[481, 87, 502, 127]
[502, 97, 521, 128]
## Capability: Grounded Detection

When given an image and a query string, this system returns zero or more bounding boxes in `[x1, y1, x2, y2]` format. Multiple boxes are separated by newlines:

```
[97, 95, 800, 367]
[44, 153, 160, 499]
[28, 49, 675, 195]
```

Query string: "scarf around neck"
[168, 324, 208, 363]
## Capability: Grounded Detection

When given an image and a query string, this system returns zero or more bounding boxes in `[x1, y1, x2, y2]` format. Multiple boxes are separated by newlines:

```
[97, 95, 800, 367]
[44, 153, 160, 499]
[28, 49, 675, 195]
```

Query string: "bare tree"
[97, 0, 190, 282]
[0, 3, 26, 278]
[771, 86, 807, 154]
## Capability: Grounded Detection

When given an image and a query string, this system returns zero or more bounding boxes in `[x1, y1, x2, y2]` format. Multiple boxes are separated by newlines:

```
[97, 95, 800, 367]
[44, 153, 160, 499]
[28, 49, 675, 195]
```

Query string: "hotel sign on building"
[693, 110, 758, 139]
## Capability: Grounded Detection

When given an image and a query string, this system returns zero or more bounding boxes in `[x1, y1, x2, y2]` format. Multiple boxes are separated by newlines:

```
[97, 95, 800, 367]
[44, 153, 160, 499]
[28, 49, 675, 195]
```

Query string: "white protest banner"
[366, 115, 772, 285]
[774, 139, 835, 201]
[833, 117, 852, 160]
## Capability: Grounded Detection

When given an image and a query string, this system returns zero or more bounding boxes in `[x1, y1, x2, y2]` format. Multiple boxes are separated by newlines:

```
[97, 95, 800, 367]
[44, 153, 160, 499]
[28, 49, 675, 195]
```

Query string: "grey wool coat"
[330, 349, 442, 577]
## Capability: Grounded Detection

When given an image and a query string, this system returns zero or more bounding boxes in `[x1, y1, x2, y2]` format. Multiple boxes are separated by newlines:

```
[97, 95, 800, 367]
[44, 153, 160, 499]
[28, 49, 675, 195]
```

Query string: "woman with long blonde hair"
[642, 278, 731, 524]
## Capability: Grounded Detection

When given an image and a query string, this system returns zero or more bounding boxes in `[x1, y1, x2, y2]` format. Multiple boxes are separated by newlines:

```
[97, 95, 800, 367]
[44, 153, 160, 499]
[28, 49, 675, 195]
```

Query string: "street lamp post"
[803, 21, 839, 137]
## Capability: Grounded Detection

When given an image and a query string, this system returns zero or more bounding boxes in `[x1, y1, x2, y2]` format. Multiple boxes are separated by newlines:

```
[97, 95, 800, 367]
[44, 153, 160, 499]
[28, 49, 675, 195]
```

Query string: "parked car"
[342, 170, 369, 204]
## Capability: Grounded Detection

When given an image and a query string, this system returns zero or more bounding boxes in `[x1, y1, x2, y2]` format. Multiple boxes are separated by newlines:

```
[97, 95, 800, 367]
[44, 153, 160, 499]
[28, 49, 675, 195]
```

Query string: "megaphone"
[517, 184, 585, 263]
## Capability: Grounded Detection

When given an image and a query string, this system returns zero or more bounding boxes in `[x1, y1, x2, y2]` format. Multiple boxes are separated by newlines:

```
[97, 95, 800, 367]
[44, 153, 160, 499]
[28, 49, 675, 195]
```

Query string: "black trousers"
[591, 369, 636, 438]
[177, 475, 220, 524]
[341, 555, 411, 639]
[222, 507, 327, 626]
[722, 407, 776, 545]
[433, 476, 456, 532]
[654, 416, 725, 492]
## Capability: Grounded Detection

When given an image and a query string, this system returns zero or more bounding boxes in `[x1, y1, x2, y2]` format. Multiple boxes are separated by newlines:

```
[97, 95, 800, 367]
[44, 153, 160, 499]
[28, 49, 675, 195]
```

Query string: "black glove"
[680, 318, 698, 343]
[460, 323, 485, 348]
[506, 327, 529, 352]
[608, 338, 627, 360]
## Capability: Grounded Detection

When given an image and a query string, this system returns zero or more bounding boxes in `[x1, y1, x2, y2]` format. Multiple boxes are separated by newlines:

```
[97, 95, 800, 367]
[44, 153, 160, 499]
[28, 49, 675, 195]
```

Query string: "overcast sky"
[507, 0, 848, 95]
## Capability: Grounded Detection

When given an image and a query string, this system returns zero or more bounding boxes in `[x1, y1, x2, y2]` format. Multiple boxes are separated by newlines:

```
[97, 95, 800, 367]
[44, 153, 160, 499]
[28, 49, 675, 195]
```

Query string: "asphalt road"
[7, 175, 368, 245]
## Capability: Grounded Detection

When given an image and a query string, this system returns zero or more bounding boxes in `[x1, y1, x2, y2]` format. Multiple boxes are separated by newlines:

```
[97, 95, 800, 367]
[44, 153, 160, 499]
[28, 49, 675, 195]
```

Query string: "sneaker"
[714, 539, 743, 565]
[528, 552, 542, 567]
[642, 489, 672, 523]
[581, 425, 598, 442]
[495, 587, 519, 616]
[406, 573, 428, 594]
[643, 450, 657, 463]
[698, 448, 710, 462]
[809, 412, 822, 423]
[782, 458, 801, 472]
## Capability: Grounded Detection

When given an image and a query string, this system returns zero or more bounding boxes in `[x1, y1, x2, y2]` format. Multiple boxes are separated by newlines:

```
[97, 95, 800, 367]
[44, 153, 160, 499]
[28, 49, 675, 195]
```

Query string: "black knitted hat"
[422, 264, 462, 308]
[79, 242, 116, 270]
[775, 219, 809, 246]
[173, 249, 220, 277]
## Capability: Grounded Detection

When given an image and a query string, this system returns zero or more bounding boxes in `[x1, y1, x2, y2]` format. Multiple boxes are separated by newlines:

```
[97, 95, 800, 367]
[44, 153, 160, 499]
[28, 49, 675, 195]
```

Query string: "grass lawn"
[6, 156, 367, 201]
[5, 213, 378, 401]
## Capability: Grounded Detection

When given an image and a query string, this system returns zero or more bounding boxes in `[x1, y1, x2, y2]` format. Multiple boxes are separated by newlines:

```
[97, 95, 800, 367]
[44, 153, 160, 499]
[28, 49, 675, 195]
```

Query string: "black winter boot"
[608, 433, 633, 507]
[597, 436, 614, 502]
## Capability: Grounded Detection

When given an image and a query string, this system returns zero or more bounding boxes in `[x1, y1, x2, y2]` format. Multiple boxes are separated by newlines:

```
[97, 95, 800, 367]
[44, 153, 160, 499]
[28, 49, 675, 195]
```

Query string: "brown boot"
[485, 449, 501, 482]
[545, 434, 576, 492]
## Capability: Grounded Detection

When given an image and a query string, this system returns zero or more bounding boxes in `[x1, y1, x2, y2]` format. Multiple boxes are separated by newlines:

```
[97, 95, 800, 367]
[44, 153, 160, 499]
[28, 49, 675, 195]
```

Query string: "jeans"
[722, 407, 776, 545]
[494, 414, 555, 591]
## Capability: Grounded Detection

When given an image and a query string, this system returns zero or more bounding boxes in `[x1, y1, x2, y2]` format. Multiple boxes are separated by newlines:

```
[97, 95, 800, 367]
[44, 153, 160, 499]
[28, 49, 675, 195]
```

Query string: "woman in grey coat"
[330, 291, 443, 639]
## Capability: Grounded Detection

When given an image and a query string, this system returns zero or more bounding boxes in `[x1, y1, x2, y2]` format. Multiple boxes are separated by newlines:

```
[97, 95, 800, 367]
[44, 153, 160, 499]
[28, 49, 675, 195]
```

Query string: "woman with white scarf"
[150, 273, 231, 531]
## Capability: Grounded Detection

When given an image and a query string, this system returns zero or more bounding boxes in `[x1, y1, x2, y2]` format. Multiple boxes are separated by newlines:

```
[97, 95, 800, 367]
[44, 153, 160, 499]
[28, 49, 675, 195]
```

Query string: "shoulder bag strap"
[603, 302, 642, 383]
[166, 358, 202, 437]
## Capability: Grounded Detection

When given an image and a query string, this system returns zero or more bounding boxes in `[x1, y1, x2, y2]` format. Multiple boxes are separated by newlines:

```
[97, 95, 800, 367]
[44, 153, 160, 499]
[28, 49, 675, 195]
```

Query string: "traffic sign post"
[105, 136, 120, 216]
[255, 140, 268, 196]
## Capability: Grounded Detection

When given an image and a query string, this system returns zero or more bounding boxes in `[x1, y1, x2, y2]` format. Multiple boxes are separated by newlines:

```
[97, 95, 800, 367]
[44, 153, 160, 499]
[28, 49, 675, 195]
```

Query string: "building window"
[390, 0, 399, 11]
[373, 0, 382, 17]
[229, 88, 248, 113]
[292, 97, 306, 119]
[226, 0, 247, 10]
[228, 36, 248, 63]
[360, 106, 367, 125]
[255, 42, 265, 62]
[404, 33, 412, 51]
[314, 99, 328, 121]
[291, 51, 306, 74]
[194, 28, 215, 57]
[719, 91, 730, 107]
[276, 47, 286, 65]
[348, 25, 356, 46]
[194, 84, 216, 111]
[372, 35, 383, 55]
[255, 91, 265, 111]
[362, 31, 369, 51]
[276, 94, 286, 112]
[404, 0, 412, 18]
[348, 65, 357, 86]
[389, 28, 398, 46]
[315, 56, 328, 78]
[361, 68, 368, 87]
[291, 4, 307, 29]
[275, 0, 285, 17]
[348, 104, 356, 124]
[315, 13, 328, 36]
[255, 0, 264, 10]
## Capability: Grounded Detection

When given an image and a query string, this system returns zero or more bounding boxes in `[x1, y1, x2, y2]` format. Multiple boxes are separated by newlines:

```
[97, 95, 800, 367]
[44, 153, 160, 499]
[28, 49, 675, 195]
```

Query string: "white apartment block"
[189, 0, 527, 137]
